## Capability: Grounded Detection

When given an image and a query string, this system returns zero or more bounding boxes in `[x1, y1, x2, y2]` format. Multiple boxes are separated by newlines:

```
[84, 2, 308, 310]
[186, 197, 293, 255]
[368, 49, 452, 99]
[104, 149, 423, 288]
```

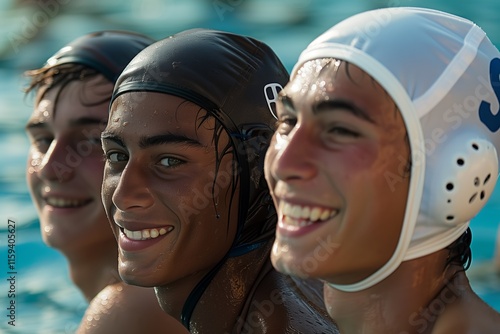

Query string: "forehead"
[28, 75, 112, 125]
[284, 59, 399, 123]
[108, 92, 218, 142]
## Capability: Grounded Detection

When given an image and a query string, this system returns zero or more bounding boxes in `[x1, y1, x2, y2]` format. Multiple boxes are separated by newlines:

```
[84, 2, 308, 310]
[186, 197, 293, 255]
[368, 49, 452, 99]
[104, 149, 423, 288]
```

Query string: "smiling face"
[101, 92, 239, 288]
[25, 75, 115, 253]
[264, 59, 411, 284]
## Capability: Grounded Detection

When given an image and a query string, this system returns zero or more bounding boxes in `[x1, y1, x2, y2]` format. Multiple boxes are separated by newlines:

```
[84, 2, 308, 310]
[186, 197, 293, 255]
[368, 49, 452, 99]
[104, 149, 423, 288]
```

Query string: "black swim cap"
[111, 29, 289, 328]
[45, 30, 155, 82]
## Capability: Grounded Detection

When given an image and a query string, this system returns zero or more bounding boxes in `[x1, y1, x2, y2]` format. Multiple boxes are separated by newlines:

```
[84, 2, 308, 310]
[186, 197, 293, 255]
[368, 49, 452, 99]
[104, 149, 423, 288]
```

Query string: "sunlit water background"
[0, 0, 499, 333]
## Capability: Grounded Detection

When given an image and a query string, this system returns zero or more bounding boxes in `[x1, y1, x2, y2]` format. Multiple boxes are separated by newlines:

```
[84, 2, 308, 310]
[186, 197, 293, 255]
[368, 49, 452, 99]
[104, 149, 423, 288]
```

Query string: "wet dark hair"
[24, 63, 106, 109]
[446, 227, 472, 270]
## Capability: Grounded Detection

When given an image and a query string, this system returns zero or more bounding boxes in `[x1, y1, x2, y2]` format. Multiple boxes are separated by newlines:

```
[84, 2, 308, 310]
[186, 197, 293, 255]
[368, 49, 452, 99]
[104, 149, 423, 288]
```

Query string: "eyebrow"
[313, 100, 375, 123]
[100, 132, 202, 149]
[280, 93, 375, 124]
[101, 132, 125, 147]
[25, 121, 47, 131]
[139, 134, 202, 149]
[25, 117, 106, 131]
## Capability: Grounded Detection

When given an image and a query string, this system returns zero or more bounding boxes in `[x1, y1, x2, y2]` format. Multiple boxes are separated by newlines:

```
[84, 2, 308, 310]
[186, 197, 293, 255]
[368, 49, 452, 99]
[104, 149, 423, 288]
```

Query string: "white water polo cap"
[292, 7, 500, 291]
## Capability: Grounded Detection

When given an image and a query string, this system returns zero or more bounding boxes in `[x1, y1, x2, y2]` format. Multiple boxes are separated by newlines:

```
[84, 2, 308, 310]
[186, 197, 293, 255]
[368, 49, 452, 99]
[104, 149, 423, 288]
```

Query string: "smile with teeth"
[45, 197, 90, 208]
[280, 202, 337, 227]
[122, 226, 173, 241]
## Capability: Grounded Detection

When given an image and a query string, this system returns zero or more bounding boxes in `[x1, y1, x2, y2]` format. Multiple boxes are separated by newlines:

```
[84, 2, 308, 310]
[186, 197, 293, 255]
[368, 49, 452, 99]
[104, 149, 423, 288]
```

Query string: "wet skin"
[264, 59, 411, 285]
[25, 75, 115, 252]
[101, 92, 239, 292]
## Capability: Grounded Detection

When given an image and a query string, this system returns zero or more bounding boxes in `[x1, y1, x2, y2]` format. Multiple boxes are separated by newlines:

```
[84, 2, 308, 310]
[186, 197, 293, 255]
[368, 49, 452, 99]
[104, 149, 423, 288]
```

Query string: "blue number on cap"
[479, 57, 500, 132]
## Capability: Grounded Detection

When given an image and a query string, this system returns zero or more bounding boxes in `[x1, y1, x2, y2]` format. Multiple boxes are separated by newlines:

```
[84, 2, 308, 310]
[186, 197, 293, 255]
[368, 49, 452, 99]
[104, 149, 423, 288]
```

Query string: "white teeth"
[123, 226, 173, 241]
[132, 231, 142, 240]
[46, 197, 88, 208]
[300, 206, 310, 219]
[310, 207, 321, 221]
[281, 202, 337, 227]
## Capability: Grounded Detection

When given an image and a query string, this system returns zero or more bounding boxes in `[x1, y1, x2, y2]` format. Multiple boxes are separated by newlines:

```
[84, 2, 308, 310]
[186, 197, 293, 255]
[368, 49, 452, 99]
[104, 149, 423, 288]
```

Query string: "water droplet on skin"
[43, 225, 53, 236]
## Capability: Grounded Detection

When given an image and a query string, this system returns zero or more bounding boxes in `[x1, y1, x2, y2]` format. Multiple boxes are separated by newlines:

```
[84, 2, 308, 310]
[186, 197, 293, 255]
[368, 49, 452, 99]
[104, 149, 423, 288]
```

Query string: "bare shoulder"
[76, 282, 187, 334]
[433, 288, 500, 334]
[246, 270, 339, 334]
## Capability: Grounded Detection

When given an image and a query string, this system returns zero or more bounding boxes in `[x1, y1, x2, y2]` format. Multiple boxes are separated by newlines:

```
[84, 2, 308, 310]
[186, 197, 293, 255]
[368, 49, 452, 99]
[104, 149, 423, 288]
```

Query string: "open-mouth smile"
[280, 202, 338, 228]
[121, 226, 173, 241]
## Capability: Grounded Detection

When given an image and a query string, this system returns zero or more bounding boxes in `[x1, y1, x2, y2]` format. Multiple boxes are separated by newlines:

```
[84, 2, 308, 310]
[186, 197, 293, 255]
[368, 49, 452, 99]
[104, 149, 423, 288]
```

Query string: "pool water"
[1, 0, 499, 332]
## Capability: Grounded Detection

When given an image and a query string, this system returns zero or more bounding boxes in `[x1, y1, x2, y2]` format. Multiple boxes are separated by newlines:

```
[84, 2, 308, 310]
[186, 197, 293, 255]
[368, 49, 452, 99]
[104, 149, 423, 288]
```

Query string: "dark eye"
[159, 157, 183, 168]
[329, 127, 359, 137]
[33, 137, 53, 152]
[107, 152, 128, 163]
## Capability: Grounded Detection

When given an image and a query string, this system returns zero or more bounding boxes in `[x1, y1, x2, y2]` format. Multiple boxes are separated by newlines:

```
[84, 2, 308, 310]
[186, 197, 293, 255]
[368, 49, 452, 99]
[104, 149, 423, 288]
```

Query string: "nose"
[269, 126, 317, 182]
[35, 140, 75, 183]
[110, 159, 155, 211]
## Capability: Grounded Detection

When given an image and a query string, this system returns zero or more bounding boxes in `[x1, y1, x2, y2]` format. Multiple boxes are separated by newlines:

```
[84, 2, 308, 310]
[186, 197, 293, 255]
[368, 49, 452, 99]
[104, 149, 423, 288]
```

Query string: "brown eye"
[33, 136, 53, 152]
[329, 126, 359, 137]
[159, 157, 183, 168]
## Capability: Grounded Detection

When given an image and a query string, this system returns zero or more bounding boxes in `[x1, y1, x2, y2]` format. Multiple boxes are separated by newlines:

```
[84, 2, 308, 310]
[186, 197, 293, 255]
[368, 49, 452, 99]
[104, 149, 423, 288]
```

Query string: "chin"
[271, 252, 314, 280]
[118, 261, 159, 288]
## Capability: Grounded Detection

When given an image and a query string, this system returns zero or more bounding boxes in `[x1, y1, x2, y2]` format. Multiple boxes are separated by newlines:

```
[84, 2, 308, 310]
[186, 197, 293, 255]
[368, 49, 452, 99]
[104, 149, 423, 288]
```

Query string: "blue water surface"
[0, 0, 499, 333]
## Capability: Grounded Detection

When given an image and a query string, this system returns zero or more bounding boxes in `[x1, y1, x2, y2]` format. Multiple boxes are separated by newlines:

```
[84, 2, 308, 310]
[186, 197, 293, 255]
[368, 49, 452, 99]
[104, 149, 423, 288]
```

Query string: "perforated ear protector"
[420, 130, 498, 226]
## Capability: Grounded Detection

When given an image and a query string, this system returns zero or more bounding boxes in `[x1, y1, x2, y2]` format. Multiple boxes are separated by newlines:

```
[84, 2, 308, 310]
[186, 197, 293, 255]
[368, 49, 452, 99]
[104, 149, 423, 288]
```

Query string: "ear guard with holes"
[407, 131, 499, 259]
[421, 131, 498, 226]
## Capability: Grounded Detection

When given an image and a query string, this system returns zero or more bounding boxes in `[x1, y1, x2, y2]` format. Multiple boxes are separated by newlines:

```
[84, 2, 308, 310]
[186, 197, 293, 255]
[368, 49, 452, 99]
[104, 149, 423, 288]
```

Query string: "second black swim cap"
[46, 30, 155, 82]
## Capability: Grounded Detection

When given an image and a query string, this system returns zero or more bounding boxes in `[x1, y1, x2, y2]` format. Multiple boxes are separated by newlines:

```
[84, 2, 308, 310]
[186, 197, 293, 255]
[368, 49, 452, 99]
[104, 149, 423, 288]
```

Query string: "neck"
[63, 242, 120, 301]
[324, 250, 464, 334]
[155, 241, 272, 332]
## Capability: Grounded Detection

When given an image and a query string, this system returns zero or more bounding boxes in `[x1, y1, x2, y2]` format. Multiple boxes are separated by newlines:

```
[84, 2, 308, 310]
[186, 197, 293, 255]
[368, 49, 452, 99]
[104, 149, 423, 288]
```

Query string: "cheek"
[101, 169, 118, 208]
[329, 144, 378, 186]
[26, 149, 43, 177]
[82, 156, 105, 183]
[264, 145, 277, 186]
